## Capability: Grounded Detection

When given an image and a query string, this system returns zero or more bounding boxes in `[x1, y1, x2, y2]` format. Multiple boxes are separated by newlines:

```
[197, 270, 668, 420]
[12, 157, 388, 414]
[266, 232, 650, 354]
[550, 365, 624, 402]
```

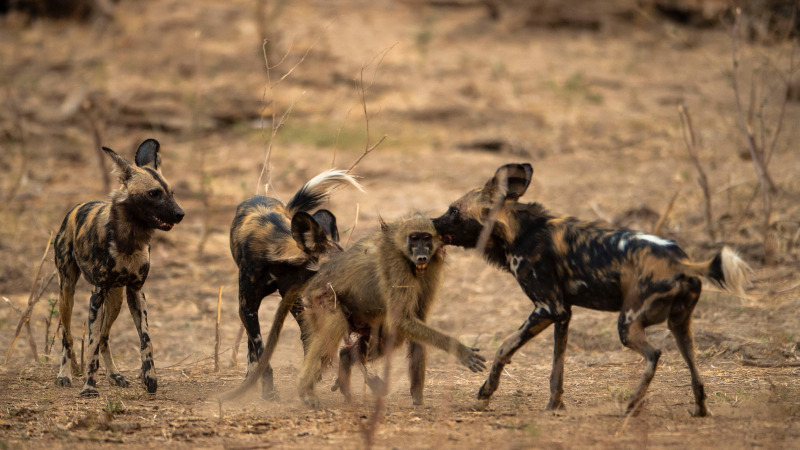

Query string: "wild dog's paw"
[476, 380, 495, 400]
[109, 373, 130, 388]
[55, 376, 72, 387]
[79, 387, 99, 398]
[143, 376, 157, 394]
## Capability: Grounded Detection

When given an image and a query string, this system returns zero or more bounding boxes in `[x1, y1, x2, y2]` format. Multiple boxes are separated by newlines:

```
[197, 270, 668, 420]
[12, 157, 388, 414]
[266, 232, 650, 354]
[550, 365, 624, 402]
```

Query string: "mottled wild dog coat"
[297, 215, 486, 408]
[432, 163, 751, 416]
[54, 139, 184, 397]
[229, 170, 363, 400]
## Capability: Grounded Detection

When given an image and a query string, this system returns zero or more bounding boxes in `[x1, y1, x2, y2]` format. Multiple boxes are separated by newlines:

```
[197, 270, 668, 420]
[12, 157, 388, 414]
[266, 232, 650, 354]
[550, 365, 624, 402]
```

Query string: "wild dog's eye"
[448, 206, 459, 216]
[148, 189, 161, 198]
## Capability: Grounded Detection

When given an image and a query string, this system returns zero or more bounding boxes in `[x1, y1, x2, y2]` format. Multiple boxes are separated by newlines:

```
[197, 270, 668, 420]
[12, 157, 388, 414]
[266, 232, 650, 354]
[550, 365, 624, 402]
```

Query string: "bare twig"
[678, 102, 715, 241]
[231, 324, 245, 367]
[344, 203, 360, 248]
[214, 286, 223, 372]
[82, 101, 110, 193]
[4, 232, 55, 364]
[346, 135, 387, 174]
[255, 24, 333, 196]
[331, 107, 354, 168]
[652, 189, 680, 237]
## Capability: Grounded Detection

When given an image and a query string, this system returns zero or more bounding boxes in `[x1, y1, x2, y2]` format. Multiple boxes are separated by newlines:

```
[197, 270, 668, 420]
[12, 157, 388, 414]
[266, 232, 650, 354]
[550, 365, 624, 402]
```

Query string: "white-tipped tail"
[719, 247, 753, 299]
[286, 169, 365, 215]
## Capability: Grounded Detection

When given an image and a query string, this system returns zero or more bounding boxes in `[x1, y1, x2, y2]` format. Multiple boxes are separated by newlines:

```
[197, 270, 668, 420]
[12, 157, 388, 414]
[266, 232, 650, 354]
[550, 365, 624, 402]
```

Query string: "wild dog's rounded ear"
[311, 209, 340, 243]
[134, 139, 162, 171]
[102, 146, 133, 182]
[292, 211, 328, 255]
[503, 163, 532, 200]
[484, 163, 533, 201]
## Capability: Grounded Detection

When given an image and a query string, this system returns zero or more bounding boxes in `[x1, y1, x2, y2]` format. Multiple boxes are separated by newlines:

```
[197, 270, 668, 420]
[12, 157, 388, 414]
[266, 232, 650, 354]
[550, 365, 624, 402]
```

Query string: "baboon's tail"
[683, 247, 752, 298]
[286, 170, 364, 216]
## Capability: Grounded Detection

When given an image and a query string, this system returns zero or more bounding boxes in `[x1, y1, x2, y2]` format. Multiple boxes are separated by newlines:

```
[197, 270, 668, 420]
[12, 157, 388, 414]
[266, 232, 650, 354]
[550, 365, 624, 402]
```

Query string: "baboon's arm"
[397, 317, 485, 372]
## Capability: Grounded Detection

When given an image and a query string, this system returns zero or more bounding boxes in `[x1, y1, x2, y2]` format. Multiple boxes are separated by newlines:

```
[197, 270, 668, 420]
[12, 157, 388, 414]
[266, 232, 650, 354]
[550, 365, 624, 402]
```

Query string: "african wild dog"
[54, 139, 184, 397]
[229, 170, 363, 400]
[432, 163, 751, 416]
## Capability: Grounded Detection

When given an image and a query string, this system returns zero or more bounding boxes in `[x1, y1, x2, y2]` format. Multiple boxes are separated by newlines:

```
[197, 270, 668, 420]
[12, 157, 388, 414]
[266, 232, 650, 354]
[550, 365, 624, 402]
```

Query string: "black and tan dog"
[54, 139, 184, 397]
[229, 170, 363, 399]
[432, 163, 751, 416]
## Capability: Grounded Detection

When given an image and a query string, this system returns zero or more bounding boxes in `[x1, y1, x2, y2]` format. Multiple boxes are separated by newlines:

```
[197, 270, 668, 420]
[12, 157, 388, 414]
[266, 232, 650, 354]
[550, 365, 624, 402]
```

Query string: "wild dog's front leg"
[547, 316, 571, 410]
[79, 288, 108, 397]
[56, 270, 80, 387]
[99, 288, 130, 388]
[126, 289, 157, 393]
[477, 312, 552, 403]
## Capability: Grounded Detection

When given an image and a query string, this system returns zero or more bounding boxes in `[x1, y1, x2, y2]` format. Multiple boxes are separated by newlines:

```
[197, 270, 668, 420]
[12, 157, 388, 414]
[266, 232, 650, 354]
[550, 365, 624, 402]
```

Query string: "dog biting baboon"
[228, 170, 363, 400]
[433, 163, 752, 416]
[54, 139, 184, 397]
[297, 215, 486, 408]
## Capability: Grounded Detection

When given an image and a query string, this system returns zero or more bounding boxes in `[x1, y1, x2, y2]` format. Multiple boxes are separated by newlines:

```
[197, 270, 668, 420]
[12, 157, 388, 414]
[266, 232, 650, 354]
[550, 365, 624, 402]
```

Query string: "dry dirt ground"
[1, 1, 800, 448]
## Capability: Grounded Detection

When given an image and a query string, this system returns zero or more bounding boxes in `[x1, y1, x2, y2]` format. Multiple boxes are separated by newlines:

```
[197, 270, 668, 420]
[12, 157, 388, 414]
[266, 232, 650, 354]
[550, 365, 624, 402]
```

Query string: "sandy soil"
[1, 1, 799, 448]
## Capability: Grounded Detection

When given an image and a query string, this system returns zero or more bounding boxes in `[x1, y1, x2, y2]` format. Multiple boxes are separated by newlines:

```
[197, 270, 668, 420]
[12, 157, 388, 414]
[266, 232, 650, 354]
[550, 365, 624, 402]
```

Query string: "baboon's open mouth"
[415, 264, 427, 277]
[153, 216, 175, 231]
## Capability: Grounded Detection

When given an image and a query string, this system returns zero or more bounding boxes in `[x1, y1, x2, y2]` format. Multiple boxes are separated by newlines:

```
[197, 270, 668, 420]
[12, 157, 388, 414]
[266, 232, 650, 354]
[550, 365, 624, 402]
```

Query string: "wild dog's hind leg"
[238, 271, 277, 399]
[55, 260, 80, 387]
[100, 288, 130, 388]
[127, 289, 157, 393]
[80, 288, 109, 397]
[668, 276, 708, 417]
[477, 312, 553, 402]
[618, 276, 686, 414]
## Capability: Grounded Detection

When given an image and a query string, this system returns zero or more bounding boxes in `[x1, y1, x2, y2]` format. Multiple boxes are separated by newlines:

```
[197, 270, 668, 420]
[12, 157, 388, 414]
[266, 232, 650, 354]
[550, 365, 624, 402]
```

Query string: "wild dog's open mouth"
[415, 264, 427, 277]
[440, 234, 454, 245]
[153, 216, 175, 231]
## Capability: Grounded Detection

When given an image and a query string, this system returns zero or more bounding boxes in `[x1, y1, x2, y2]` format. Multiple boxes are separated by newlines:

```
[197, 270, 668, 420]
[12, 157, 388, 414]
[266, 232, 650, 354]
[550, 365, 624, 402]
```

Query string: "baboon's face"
[408, 231, 435, 277]
[432, 189, 489, 249]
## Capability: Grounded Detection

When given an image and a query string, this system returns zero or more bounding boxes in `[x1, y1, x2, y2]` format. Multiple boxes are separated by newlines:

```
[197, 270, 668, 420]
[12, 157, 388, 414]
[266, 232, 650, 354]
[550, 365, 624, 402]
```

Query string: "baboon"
[297, 215, 486, 407]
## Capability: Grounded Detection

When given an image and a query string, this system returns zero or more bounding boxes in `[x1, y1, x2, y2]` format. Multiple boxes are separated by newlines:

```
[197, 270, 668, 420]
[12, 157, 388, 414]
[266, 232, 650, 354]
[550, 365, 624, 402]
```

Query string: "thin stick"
[231, 324, 245, 367]
[4, 232, 54, 364]
[214, 286, 223, 372]
[80, 321, 86, 373]
[652, 189, 680, 236]
[47, 319, 62, 357]
[679, 102, 715, 241]
[344, 203, 360, 248]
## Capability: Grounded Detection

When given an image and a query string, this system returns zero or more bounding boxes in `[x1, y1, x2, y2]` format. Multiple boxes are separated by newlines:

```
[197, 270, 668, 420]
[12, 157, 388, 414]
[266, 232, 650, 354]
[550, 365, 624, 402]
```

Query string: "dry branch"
[4, 233, 55, 364]
[678, 102, 715, 242]
[214, 286, 223, 372]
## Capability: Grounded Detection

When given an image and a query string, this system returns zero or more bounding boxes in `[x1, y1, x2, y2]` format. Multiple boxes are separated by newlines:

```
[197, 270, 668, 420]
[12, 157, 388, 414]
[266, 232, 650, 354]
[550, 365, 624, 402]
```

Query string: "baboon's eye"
[148, 189, 161, 198]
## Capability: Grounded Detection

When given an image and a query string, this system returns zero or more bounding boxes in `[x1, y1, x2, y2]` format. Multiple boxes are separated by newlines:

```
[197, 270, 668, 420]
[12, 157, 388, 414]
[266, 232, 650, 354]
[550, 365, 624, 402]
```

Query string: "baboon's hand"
[458, 345, 486, 372]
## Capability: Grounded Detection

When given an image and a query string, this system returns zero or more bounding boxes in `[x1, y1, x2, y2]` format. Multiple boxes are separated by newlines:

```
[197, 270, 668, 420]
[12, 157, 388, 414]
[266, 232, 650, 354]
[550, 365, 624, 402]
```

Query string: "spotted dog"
[432, 163, 751, 416]
[54, 139, 184, 397]
[229, 170, 363, 400]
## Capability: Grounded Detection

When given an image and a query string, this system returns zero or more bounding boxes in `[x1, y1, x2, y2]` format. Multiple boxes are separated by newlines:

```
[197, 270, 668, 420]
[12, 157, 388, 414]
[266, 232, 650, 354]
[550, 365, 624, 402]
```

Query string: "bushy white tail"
[286, 169, 365, 216]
